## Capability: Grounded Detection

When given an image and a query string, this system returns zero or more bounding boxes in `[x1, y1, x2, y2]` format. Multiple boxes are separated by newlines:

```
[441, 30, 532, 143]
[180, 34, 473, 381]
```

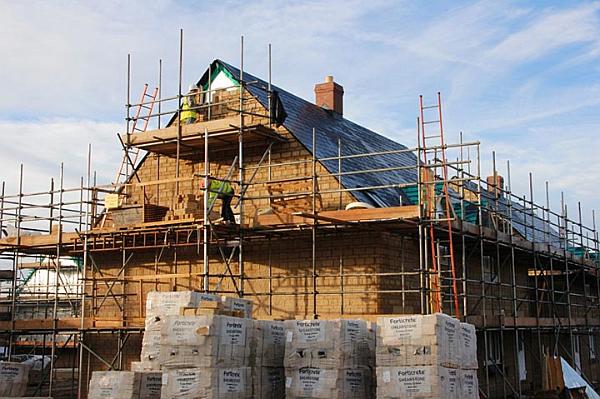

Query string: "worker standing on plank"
[180, 84, 200, 124]
[201, 178, 236, 224]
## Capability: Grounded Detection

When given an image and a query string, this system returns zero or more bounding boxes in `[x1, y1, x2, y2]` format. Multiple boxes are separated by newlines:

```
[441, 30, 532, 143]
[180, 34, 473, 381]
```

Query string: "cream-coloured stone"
[88, 371, 161, 399]
[159, 315, 253, 368]
[376, 313, 460, 368]
[0, 361, 30, 397]
[284, 319, 375, 369]
[285, 367, 373, 399]
[160, 367, 252, 399]
[376, 365, 458, 399]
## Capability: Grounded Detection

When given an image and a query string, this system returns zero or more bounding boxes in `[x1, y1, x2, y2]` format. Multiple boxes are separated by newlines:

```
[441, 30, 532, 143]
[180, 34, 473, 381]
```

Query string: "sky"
[1, 0, 600, 228]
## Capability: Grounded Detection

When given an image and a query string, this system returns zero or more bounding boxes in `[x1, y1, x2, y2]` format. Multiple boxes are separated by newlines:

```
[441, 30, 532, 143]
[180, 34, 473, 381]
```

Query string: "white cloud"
[1, 0, 600, 228]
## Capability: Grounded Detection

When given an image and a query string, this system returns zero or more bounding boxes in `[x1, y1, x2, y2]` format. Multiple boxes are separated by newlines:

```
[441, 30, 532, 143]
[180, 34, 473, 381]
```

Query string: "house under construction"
[0, 49, 599, 398]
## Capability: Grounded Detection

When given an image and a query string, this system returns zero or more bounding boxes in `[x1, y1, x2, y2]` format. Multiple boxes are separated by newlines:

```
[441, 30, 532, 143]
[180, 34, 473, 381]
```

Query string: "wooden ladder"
[114, 84, 158, 186]
[419, 92, 460, 318]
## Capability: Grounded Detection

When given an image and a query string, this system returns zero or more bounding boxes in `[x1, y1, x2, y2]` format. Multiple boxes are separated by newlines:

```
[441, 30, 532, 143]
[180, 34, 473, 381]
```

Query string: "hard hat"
[188, 84, 197, 91]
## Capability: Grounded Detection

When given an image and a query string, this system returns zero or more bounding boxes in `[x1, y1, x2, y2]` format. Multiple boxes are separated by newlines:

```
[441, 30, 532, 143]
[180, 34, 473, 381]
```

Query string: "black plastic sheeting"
[210, 60, 563, 246]
[214, 60, 419, 208]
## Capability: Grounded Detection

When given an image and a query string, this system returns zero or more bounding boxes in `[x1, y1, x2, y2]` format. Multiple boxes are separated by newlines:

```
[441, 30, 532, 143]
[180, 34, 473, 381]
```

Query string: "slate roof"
[194, 60, 564, 245]
[199, 60, 419, 207]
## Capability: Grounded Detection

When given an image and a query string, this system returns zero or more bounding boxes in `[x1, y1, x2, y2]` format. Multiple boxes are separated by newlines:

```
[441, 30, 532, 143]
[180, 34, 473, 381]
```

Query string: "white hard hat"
[188, 84, 197, 91]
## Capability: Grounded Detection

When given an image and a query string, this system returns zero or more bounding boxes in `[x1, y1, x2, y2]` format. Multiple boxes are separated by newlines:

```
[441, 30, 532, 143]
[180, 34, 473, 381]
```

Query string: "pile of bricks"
[164, 194, 204, 221]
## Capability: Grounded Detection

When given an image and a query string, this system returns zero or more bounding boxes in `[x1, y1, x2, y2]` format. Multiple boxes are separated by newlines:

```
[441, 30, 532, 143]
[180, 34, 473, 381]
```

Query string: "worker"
[200, 178, 236, 224]
[180, 84, 200, 124]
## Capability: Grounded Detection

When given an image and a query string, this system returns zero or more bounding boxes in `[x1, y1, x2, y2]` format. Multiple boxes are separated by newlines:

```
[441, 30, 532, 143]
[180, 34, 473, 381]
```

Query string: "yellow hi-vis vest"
[180, 96, 198, 122]
[208, 180, 233, 201]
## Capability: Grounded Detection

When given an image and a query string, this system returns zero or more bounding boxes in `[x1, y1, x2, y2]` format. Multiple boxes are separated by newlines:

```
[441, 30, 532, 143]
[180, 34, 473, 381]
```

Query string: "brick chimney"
[314, 75, 344, 116]
[486, 174, 505, 198]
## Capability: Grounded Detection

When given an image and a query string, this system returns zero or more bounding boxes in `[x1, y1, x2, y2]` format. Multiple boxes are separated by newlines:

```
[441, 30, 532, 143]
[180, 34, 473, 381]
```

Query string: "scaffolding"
[0, 37, 599, 399]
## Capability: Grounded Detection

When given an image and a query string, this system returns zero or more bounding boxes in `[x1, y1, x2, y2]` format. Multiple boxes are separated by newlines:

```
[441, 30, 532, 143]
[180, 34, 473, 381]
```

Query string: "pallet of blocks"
[284, 319, 375, 398]
[88, 371, 161, 399]
[252, 320, 286, 398]
[0, 361, 30, 397]
[135, 290, 258, 398]
[375, 313, 479, 399]
[140, 291, 224, 370]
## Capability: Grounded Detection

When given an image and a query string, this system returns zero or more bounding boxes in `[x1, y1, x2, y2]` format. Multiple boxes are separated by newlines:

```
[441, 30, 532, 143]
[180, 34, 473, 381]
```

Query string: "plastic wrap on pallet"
[159, 315, 253, 368]
[221, 295, 253, 318]
[252, 320, 285, 367]
[460, 369, 479, 399]
[376, 313, 460, 368]
[88, 371, 161, 399]
[145, 291, 219, 318]
[376, 365, 459, 399]
[284, 319, 375, 369]
[139, 316, 164, 370]
[0, 361, 30, 397]
[459, 322, 478, 370]
[285, 367, 374, 399]
[252, 366, 285, 399]
[160, 367, 252, 399]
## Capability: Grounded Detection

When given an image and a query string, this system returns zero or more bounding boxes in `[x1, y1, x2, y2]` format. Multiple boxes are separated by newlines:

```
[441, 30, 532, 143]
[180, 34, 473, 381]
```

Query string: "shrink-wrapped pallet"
[252, 320, 285, 367]
[252, 366, 285, 399]
[459, 322, 478, 370]
[284, 319, 374, 369]
[285, 367, 373, 399]
[0, 361, 30, 397]
[376, 313, 460, 367]
[88, 371, 162, 399]
[159, 315, 253, 368]
[145, 291, 220, 317]
[160, 367, 252, 399]
[139, 316, 164, 370]
[376, 365, 459, 399]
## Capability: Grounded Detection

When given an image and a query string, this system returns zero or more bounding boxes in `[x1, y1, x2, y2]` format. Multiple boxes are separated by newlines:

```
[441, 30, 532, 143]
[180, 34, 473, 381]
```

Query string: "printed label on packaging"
[171, 369, 200, 395]
[343, 320, 364, 342]
[267, 322, 285, 345]
[462, 371, 477, 396]
[343, 369, 365, 393]
[297, 368, 323, 394]
[139, 373, 162, 398]
[219, 369, 244, 393]
[295, 320, 325, 343]
[395, 367, 431, 395]
[382, 316, 423, 342]
[286, 331, 293, 343]
[220, 317, 247, 345]
[169, 317, 204, 345]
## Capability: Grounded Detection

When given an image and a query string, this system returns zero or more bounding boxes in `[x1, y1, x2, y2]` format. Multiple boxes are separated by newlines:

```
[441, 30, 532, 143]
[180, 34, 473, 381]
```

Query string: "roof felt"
[206, 60, 419, 207]
[195, 60, 565, 246]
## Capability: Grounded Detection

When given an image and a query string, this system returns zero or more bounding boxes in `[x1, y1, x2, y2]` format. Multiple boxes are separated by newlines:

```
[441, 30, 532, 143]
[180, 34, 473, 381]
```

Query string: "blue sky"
[1, 0, 600, 226]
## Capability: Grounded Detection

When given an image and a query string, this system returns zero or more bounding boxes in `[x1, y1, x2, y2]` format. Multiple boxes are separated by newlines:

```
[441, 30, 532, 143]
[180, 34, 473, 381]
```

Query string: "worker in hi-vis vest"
[200, 178, 236, 224]
[180, 84, 200, 124]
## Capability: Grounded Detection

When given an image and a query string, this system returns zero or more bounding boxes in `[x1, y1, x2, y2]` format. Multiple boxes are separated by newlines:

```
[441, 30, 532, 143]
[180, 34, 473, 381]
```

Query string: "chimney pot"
[314, 76, 344, 116]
